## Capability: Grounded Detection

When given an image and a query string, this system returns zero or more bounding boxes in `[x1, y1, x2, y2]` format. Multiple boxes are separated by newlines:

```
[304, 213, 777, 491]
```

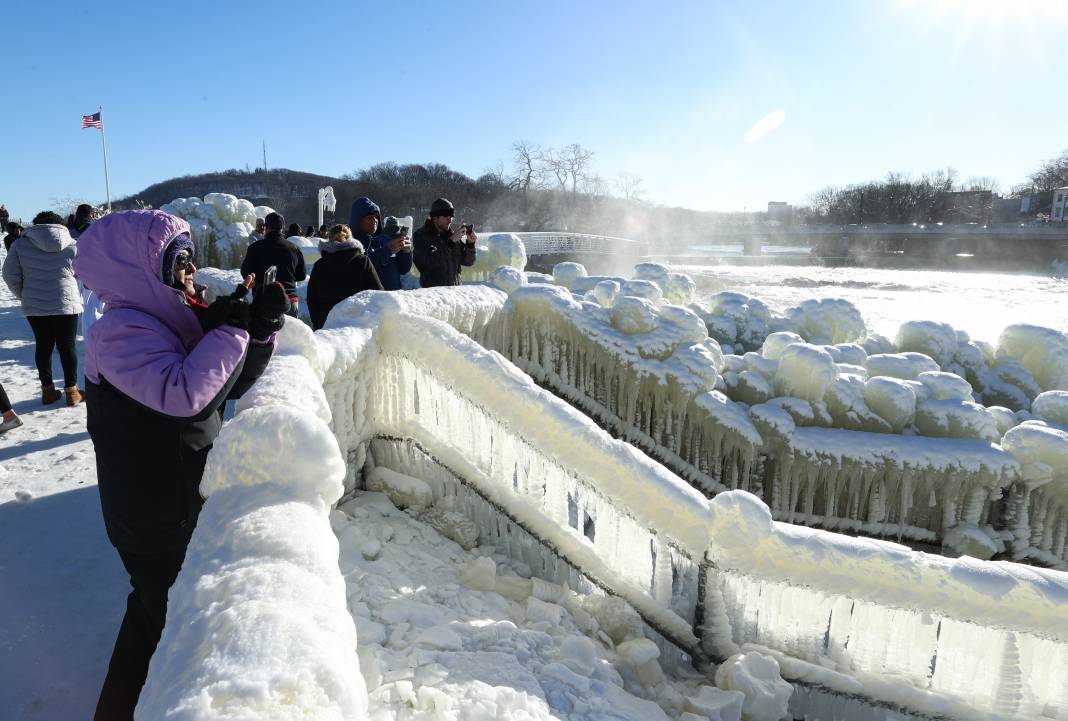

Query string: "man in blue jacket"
[348, 197, 412, 291]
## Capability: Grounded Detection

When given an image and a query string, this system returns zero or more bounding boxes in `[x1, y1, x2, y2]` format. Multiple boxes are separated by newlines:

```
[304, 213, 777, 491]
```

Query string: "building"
[1052, 187, 1068, 222]
[942, 190, 993, 225]
[767, 201, 793, 225]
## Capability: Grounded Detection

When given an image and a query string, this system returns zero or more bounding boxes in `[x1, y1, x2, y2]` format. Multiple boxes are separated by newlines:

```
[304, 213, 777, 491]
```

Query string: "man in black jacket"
[412, 197, 477, 288]
[240, 211, 307, 316]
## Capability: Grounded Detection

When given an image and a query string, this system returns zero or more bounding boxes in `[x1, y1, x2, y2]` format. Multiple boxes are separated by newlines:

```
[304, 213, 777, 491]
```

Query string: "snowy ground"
[334, 490, 719, 721]
[0, 262, 127, 721]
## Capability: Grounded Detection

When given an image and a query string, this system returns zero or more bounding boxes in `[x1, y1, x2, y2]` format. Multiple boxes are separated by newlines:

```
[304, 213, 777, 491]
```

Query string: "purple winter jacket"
[76, 210, 249, 416]
[75, 210, 274, 553]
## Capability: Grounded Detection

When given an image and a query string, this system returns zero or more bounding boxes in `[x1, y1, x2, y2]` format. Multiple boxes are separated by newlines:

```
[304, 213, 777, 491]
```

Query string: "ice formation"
[146, 273, 1068, 721]
[997, 324, 1068, 392]
[159, 193, 268, 268]
[465, 232, 528, 283]
[784, 297, 867, 345]
[713, 652, 792, 721]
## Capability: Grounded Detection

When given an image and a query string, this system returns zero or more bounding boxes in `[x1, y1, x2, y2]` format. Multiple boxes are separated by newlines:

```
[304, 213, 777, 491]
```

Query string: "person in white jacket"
[2, 211, 83, 406]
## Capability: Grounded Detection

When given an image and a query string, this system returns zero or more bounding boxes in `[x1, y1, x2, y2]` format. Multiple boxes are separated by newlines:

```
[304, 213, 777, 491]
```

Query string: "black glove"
[200, 294, 251, 333]
[248, 282, 290, 340]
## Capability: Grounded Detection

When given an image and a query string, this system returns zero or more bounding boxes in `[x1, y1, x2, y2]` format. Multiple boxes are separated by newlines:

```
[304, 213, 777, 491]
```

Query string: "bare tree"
[615, 172, 644, 200]
[963, 176, 1000, 193]
[561, 144, 595, 194]
[511, 141, 544, 192]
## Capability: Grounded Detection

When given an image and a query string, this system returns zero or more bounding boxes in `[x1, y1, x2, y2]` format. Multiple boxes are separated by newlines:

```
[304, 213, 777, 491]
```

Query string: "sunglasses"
[174, 252, 194, 271]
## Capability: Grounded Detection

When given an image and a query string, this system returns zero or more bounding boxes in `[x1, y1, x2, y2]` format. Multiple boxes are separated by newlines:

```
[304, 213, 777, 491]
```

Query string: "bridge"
[511, 232, 650, 274]
[692, 223, 1068, 267]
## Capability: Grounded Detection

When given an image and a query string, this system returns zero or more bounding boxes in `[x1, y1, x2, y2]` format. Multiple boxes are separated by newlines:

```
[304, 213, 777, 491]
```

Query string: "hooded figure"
[368, 214, 415, 290]
[306, 223, 384, 330]
[75, 210, 285, 721]
[2, 214, 84, 404]
[240, 211, 306, 315]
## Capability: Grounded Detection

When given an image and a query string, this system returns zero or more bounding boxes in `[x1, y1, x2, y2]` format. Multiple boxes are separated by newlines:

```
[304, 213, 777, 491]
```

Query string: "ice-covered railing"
[136, 321, 367, 719]
[513, 231, 650, 258]
[489, 283, 763, 497]
[317, 306, 712, 656]
[704, 490, 1068, 721]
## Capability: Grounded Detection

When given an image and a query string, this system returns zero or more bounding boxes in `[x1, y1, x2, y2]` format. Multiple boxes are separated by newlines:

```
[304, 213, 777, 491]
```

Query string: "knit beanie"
[161, 233, 195, 287]
[429, 198, 454, 217]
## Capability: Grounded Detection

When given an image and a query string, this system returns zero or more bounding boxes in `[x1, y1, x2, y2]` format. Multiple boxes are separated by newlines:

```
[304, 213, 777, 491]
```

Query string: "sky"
[2, 0, 1067, 221]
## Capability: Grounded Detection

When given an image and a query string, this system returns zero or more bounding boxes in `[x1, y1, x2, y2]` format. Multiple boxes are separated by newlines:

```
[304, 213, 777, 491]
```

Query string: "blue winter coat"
[366, 235, 414, 291]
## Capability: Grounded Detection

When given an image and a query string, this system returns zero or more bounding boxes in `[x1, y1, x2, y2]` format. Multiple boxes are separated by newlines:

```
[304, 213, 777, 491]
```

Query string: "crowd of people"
[0, 194, 478, 720]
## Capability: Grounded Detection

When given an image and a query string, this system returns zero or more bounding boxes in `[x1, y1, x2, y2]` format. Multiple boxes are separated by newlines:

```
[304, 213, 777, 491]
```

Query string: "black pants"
[94, 546, 186, 721]
[26, 314, 79, 388]
[0, 381, 10, 413]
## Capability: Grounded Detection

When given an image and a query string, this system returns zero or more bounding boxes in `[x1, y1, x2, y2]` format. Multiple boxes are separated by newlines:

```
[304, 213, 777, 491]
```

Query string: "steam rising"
[744, 110, 786, 143]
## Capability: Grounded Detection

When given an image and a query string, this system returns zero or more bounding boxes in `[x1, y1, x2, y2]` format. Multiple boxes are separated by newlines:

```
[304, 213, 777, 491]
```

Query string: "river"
[660, 261, 1068, 344]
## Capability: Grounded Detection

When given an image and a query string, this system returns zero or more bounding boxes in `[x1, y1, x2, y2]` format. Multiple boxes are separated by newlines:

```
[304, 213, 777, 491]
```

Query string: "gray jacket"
[2, 224, 82, 316]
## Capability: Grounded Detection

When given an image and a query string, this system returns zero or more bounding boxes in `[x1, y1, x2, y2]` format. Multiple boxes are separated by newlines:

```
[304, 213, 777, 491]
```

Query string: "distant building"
[767, 201, 793, 225]
[1052, 187, 1068, 223]
[943, 190, 992, 224]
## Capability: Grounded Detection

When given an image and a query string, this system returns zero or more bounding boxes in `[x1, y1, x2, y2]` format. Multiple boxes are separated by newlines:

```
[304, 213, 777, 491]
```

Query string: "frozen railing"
[144, 288, 1068, 720]
[704, 490, 1068, 721]
[514, 231, 649, 258]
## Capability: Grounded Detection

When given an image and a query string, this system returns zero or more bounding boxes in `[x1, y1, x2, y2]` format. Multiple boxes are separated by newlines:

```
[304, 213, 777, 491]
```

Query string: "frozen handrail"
[513, 232, 650, 257]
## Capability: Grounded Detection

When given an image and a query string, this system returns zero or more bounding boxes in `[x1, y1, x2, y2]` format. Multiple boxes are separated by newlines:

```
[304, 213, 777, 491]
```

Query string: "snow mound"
[472, 233, 527, 276]
[491, 265, 526, 294]
[917, 370, 973, 401]
[590, 279, 620, 308]
[760, 331, 804, 361]
[914, 399, 1000, 442]
[1001, 424, 1068, 479]
[620, 279, 664, 304]
[863, 376, 917, 433]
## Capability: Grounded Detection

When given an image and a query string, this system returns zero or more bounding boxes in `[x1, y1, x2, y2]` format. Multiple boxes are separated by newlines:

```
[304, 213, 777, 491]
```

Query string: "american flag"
[82, 111, 102, 129]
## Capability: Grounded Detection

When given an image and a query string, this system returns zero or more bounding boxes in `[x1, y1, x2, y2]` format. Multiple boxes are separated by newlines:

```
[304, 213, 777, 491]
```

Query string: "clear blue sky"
[2, 0, 1066, 221]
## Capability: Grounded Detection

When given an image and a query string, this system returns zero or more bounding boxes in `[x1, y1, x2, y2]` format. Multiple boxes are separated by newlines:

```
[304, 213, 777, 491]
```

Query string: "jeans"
[26, 314, 79, 388]
[0, 381, 10, 413]
[94, 547, 186, 721]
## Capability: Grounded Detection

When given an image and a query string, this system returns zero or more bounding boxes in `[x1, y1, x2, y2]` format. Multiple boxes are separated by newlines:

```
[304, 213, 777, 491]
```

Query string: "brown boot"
[65, 387, 84, 407]
[42, 384, 61, 405]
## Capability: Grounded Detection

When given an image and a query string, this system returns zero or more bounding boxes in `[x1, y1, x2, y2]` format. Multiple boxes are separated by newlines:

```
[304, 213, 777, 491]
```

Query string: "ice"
[784, 297, 866, 344]
[160, 193, 264, 267]
[916, 370, 974, 401]
[491, 265, 526, 293]
[997, 324, 1068, 392]
[713, 652, 792, 721]
[863, 377, 917, 433]
[610, 295, 660, 335]
[552, 261, 588, 288]
[365, 467, 433, 511]
[895, 320, 959, 367]
[1034, 391, 1068, 426]
[774, 343, 838, 402]
[620, 279, 664, 304]
[590, 279, 621, 308]
[864, 352, 940, 380]
[760, 330, 803, 361]
[914, 399, 1000, 442]
[683, 685, 744, 721]
[468, 232, 527, 281]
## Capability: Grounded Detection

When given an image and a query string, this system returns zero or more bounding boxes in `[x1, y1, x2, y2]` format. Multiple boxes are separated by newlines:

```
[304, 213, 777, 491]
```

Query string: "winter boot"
[42, 384, 61, 405]
[65, 387, 84, 407]
[0, 413, 22, 435]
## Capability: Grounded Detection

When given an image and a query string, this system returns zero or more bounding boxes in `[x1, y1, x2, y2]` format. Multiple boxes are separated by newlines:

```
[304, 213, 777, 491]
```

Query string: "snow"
[713, 652, 791, 721]
[773, 343, 838, 402]
[917, 369, 974, 401]
[862, 376, 917, 433]
[467, 233, 528, 283]
[914, 399, 1000, 442]
[760, 330, 804, 361]
[1033, 390, 1068, 426]
[895, 320, 960, 367]
[784, 297, 866, 345]
[552, 262, 588, 289]
[490, 265, 526, 293]
[159, 194, 264, 267]
[610, 295, 660, 335]
[864, 351, 940, 380]
[997, 324, 1068, 392]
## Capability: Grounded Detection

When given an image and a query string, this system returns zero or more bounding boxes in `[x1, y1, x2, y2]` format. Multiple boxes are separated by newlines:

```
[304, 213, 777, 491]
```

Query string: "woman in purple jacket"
[74, 210, 289, 721]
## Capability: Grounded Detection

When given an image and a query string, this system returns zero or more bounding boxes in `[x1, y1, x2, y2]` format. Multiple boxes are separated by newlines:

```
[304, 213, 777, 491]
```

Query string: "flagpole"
[99, 105, 112, 212]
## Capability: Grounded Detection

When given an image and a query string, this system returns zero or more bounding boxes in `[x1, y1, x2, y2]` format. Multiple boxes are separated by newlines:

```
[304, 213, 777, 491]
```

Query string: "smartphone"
[256, 265, 277, 300]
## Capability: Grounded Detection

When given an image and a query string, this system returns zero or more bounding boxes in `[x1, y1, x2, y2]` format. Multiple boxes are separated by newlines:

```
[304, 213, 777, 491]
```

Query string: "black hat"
[265, 212, 285, 232]
[429, 198, 454, 218]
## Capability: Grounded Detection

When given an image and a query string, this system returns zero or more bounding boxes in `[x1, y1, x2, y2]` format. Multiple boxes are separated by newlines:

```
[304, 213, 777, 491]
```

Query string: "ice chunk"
[417, 506, 479, 550]
[620, 279, 664, 304]
[785, 297, 866, 344]
[730, 370, 772, 406]
[610, 296, 660, 335]
[774, 343, 839, 402]
[864, 352, 940, 380]
[684, 685, 744, 721]
[552, 261, 587, 288]
[591, 279, 621, 308]
[1001, 424, 1068, 477]
[616, 637, 660, 666]
[664, 271, 697, 305]
[766, 397, 816, 426]
[987, 406, 1019, 436]
[578, 595, 643, 644]
[365, 467, 433, 511]
[661, 304, 708, 343]
[998, 324, 1068, 391]
[832, 342, 868, 366]
[749, 403, 797, 444]
[861, 333, 896, 355]
[915, 399, 1000, 442]
[761, 331, 804, 361]
[714, 652, 792, 721]
[490, 265, 526, 293]
[917, 370, 974, 401]
[1033, 391, 1068, 426]
[473, 232, 527, 274]
[863, 376, 917, 433]
[824, 376, 893, 433]
[557, 635, 599, 676]
[896, 320, 959, 367]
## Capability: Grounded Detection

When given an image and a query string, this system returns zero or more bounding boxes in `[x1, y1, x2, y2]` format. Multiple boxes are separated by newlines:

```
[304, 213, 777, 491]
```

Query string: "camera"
[399, 225, 410, 237]
[462, 224, 473, 234]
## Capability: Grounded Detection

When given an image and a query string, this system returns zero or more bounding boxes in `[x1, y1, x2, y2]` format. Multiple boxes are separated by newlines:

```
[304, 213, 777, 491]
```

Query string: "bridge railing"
[512, 231, 650, 257]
